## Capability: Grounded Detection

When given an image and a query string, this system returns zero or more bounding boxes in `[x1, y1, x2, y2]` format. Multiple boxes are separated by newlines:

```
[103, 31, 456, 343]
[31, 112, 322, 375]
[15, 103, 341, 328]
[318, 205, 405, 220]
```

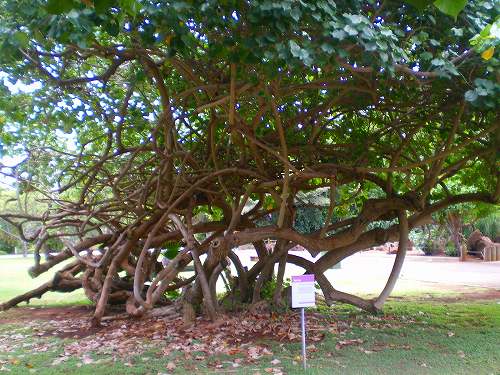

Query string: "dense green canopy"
[0, 0, 498, 324]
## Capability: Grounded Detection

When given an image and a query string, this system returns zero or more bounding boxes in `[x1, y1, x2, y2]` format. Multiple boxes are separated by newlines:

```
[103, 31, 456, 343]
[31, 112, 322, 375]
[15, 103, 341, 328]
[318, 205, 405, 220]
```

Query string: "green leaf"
[33, 29, 45, 43]
[344, 14, 364, 25]
[289, 40, 301, 57]
[331, 30, 346, 40]
[431, 58, 445, 66]
[364, 42, 377, 51]
[12, 31, 30, 48]
[344, 25, 358, 36]
[433, 0, 468, 19]
[67, 9, 79, 19]
[474, 78, 495, 91]
[361, 26, 375, 39]
[289, 40, 313, 65]
[94, 0, 115, 14]
[444, 64, 459, 76]
[62, 122, 73, 134]
[164, 242, 181, 259]
[479, 24, 492, 38]
[380, 29, 394, 37]
[320, 43, 335, 54]
[464, 90, 478, 102]
[290, 7, 301, 22]
[105, 21, 120, 36]
[420, 52, 433, 60]
[476, 87, 488, 96]
[403, 0, 435, 11]
[120, 0, 141, 17]
[46, 0, 75, 15]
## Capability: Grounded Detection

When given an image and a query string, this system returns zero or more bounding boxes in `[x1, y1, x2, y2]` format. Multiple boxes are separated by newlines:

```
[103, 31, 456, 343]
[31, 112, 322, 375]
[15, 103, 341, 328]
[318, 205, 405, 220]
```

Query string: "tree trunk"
[272, 253, 287, 306]
[373, 211, 408, 310]
[447, 211, 463, 256]
[190, 247, 218, 321]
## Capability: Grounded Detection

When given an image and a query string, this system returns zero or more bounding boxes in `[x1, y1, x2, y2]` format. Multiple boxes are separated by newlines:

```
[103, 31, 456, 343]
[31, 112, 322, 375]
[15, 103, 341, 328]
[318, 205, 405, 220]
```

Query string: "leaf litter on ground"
[0, 306, 426, 372]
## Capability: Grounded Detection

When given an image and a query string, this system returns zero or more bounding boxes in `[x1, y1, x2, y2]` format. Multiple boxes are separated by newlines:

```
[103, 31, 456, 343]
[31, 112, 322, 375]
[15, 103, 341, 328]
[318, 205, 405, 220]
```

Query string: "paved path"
[0, 254, 29, 259]
[3, 251, 498, 295]
[232, 249, 500, 295]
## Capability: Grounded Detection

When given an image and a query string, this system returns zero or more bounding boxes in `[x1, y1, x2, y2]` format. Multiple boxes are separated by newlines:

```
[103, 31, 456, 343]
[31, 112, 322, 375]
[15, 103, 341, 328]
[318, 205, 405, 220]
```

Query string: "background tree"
[0, 188, 21, 254]
[0, 0, 498, 326]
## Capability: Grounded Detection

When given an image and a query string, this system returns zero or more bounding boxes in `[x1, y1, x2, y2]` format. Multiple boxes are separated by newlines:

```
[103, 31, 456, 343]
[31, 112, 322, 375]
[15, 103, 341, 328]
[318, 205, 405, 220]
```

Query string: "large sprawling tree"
[0, 0, 498, 325]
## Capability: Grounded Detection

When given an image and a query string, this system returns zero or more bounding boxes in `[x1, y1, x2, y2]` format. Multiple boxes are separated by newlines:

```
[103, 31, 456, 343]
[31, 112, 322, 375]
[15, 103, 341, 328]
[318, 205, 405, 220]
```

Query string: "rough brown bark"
[373, 211, 409, 310]
[191, 247, 218, 321]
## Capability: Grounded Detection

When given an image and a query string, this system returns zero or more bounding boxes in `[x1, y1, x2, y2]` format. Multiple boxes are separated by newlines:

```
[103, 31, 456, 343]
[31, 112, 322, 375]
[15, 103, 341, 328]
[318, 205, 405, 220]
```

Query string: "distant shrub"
[475, 214, 499, 241]
[262, 277, 291, 300]
[165, 289, 180, 300]
[0, 241, 15, 254]
[421, 239, 441, 256]
[444, 241, 459, 257]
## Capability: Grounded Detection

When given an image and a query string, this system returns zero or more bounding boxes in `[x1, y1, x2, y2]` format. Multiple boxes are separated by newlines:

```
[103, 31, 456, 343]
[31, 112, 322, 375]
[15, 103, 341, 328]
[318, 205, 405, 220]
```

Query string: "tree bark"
[373, 211, 408, 310]
[272, 253, 287, 306]
[190, 247, 218, 320]
[228, 250, 249, 302]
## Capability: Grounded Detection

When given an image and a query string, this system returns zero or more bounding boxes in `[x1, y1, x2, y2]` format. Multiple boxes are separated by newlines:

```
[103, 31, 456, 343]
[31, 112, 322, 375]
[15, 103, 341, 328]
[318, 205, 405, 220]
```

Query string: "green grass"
[1, 301, 499, 374]
[1, 258, 499, 374]
[303, 302, 500, 375]
[0, 257, 87, 307]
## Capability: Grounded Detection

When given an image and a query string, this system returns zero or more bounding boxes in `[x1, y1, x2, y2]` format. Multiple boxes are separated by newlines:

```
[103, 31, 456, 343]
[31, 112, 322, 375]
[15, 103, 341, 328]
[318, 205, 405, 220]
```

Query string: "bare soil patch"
[422, 289, 500, 303]
[0, 305, 93, 324]
[0, 307, 332, 369]
[1, 287, 497, 325]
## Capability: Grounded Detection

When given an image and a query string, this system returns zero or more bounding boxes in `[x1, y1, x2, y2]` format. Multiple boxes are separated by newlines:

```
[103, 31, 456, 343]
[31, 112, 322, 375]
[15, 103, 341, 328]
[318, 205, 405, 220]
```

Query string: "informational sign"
[291, 274, 316, 308]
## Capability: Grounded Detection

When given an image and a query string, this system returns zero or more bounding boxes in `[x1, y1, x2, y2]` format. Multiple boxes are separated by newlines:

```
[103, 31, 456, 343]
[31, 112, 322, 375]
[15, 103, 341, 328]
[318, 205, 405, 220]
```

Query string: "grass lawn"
[0, 301, 499, 374]
[1, 257, 499, 374]
[0, 257, 87, 307]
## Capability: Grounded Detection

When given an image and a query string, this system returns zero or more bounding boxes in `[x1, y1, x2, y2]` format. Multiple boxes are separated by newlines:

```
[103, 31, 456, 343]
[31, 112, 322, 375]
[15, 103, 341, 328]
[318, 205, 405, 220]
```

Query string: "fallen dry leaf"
[166, 361, 176, 371]
[82, 354, 94, 365]
[359, 348, 374, 354]
[335, 338, 364, 350]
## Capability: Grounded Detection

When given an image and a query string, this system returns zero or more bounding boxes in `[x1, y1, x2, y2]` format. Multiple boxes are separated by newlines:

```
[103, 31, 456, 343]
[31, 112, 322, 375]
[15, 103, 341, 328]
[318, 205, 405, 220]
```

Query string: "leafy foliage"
[474, 212, 500, 240]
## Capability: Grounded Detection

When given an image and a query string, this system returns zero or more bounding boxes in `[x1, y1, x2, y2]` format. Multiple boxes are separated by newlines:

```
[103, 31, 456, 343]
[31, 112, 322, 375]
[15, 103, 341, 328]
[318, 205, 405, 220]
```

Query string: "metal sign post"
[301, 307, 307, 370]
[291, 275, 316, 372]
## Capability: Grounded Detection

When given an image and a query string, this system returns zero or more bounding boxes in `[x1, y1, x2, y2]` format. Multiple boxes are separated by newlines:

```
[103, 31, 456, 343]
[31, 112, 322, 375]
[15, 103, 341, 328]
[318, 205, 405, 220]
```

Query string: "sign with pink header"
[291, 274, 316, 308]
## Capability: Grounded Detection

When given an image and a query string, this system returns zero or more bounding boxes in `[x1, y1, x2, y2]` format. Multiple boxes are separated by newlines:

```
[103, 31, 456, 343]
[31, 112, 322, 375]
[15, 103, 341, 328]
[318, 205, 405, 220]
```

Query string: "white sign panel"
[291, 274, 316, 308]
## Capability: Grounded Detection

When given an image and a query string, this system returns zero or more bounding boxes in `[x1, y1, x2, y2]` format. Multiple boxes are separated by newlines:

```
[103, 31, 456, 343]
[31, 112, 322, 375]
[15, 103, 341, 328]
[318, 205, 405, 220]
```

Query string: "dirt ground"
[1, 287, 499, 326]
[0, 305, 93, 324]
[1, 251, 499, 372]
[388, 288, 500, 302]
[0, 303, 334, 370]
[1, 292, 499, 375]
